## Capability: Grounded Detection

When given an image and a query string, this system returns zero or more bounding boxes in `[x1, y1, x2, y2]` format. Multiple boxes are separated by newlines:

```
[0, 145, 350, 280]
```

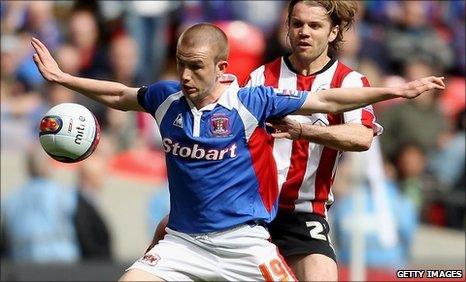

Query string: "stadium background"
[1, 1, 464, 281]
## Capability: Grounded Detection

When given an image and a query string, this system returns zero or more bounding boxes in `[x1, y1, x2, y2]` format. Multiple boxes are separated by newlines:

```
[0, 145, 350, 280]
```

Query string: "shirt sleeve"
[341, 73, 383, 136]
[241, 65, 265, 87]
[137, 81, 181, 115]
[238, 85, 309, 125]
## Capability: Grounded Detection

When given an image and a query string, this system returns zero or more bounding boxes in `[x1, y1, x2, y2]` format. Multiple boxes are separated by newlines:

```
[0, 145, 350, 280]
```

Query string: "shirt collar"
[216, 74, 239, 110]
[283, 55, 337, 76]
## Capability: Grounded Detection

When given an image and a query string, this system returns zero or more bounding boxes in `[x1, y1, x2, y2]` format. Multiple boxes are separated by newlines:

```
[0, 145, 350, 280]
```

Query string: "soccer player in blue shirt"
[31, 23, 444, 281]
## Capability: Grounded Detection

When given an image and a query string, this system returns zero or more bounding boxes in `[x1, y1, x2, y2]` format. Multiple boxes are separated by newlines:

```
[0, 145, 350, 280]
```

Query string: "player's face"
[176, 44, 219, 103]
[288, 2, 338, 62]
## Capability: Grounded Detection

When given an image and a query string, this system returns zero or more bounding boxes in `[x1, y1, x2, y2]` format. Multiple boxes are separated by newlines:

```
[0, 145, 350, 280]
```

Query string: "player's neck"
[192, 82, 229, 110]
[289, 53, 331, 76]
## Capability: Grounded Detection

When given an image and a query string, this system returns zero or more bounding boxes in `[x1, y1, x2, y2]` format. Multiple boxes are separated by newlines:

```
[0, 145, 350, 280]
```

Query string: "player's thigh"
[269, 212, 337, 281]
[217, 224, 297, 281]
[127, 230, 215, 281]
[119, 269, 165, 281]
[269, 212, 336, 260]
[287, 253, 337, 282]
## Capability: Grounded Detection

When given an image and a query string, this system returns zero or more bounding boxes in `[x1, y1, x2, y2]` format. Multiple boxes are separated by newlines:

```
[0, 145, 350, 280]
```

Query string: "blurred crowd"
[1, 0, 464, 268]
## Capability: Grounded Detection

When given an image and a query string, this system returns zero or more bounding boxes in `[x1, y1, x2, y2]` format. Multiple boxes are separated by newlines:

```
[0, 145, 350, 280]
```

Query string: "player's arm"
[293, 76, 445, 115]
[31, 37, 144, 112]
[268, 118, 373, 151]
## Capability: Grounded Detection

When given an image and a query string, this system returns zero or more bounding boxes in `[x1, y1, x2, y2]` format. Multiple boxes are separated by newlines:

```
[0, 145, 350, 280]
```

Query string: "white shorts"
[127, 224, 296, 281]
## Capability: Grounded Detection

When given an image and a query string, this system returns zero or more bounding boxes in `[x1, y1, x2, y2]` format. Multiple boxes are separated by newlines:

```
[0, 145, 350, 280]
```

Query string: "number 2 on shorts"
[259, 258, 291, 281]
[306, 220, 327, 241]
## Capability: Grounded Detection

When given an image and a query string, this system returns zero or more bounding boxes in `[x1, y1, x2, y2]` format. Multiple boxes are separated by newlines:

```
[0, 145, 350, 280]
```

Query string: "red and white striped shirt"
[243, 56, 382, 217]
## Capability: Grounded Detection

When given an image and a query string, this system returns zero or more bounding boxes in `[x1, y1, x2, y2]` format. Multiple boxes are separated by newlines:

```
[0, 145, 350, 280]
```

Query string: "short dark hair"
[177, 23, 229, 63]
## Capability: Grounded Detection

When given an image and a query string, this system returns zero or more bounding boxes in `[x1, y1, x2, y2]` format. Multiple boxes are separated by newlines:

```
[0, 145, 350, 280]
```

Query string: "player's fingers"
[32, 37, 53, 57]
[31, 41, 44, 63]
[424, 76, 445, 89]
[32, 50, 49, 74]
[30, 39, 39, 52]
[429, 81, 444, 90]
[33, 54, 51, 80]
[31, 40, 41, 56]
[266, 121, 286, 130]
[31, 38, 45, 54]
[32, 53, 44, 69]
[432, 83, 445, 90]
[32, 40, 54, 66]
[31, 40, 48, 63]
[422, 76, 435, 85]
[434, 76, 446, 88]
[270, 132, 290, 139]
[425, 78, 445, 91]
[269, 127, 284, 134]
[32, 53, 39, 63]
[32, 54, 46, 75]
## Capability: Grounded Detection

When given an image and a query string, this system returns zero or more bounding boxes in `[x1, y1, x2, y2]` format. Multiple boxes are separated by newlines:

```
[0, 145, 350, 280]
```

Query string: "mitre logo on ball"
[39, 103, 100, 163]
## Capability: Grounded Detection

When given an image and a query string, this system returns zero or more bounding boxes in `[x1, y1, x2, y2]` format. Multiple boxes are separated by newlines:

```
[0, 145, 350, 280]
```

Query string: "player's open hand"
[266, 117, 302, 140]
[31, 37, 65, 83]
[397, 76, 445, 99]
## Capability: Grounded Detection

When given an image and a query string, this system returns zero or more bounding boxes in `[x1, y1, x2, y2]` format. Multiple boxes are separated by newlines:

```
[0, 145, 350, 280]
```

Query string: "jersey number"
[306, 221, 327, 241]
[259, 258, 291, 281]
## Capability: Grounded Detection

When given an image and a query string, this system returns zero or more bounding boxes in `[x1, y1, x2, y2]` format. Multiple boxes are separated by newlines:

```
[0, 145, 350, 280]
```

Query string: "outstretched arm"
[294, 76, 445, 115]
[31, 37, 144, 112]
[267, 118, 373, 151]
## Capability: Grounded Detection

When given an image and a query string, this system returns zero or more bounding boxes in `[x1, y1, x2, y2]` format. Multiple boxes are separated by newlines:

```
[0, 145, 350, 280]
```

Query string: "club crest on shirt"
[210, 114, 230, 137]
[139, 253, 160, 266]
[277, 89, 303, 99]
[315, 83, 330, 92]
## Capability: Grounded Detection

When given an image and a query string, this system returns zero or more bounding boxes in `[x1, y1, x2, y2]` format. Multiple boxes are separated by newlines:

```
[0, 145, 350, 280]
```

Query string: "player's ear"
[328, 25, 339, 43]
[216, 60, 228, 75]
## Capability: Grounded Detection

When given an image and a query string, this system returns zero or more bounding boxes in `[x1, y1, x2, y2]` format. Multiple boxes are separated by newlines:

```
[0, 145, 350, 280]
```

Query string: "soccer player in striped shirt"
[32, 21, 444, 281]
[243, 1, 381, 280]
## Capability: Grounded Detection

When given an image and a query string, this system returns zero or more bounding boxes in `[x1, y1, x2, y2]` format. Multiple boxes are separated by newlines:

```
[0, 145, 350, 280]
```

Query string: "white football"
[39, 103, 100, 163]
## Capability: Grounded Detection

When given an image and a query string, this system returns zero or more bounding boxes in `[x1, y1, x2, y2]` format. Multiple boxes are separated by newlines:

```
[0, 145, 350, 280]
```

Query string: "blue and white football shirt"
[138, 75, 308, 233]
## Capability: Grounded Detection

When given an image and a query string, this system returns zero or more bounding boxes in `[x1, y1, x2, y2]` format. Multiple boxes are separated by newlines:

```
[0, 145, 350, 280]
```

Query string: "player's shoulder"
[250, 56, 283, 75]
[244, 56, 283, 87]
[238, 84, 269, 96]
[334, 60, 368, 86]
[140, 81, 183, 114]
[147, 80, 182, 97]
[236, 85, 275, 110]
[336, 60, 368, 76]
[238, 84, 306, 104]
[264, 56, 283, 68]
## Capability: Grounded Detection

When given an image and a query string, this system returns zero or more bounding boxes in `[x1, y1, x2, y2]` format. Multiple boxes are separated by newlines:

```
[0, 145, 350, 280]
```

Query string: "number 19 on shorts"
[259, 258, 295, 281]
